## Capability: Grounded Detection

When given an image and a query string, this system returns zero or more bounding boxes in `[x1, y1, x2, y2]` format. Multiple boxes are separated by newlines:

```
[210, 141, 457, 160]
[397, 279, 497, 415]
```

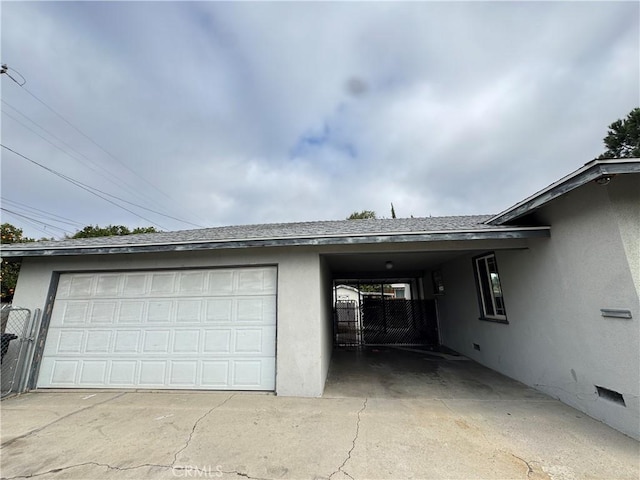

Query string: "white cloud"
[1, 1, 638, 238]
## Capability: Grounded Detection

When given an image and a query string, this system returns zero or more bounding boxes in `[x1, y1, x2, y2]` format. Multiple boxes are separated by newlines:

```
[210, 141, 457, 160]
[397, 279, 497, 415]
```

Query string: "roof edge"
[486, 158, 640, 225]
[1, 226, 550, 258]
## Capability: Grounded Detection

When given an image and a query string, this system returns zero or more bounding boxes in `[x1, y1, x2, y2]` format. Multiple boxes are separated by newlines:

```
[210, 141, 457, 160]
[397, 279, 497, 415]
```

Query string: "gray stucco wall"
[319, 256, 334, 393]
[438, 176, 640, 439]
[11, 247, 328, 397]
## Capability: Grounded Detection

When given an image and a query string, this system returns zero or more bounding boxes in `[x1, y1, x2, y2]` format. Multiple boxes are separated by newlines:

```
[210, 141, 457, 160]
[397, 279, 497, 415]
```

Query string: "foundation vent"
[595, 386, 626, 407]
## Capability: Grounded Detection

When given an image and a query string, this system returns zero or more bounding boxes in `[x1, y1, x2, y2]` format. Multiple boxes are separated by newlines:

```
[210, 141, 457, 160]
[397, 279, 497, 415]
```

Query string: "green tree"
[347, 210, 376, 220]
[597, 107, 640, 159]
[1, 223, 34, 302]
[70, 225, 158, 238]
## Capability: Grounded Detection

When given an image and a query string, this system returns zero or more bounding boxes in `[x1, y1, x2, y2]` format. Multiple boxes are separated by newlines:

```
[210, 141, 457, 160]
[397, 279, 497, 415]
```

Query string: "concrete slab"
[323, 347, 550, 400]
[0, 350, 638, 479]
[0, 391, 124, 443]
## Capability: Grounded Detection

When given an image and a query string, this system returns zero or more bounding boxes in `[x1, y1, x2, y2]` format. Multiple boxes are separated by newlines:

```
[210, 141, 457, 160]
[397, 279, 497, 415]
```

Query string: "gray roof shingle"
[1, 215, 550, 257]
[4, 215, 493, 248]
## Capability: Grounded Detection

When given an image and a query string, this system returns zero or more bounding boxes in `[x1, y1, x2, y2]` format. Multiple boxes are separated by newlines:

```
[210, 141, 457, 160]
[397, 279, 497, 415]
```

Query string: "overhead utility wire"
[2, 68, 198, 213]
[1, 144, 169, 230]
[1, 208, 73, 236]
[2, 108, 151, 207]
[2, 145, 203, 228]
[1, 65, 208, 228]
[1, 101, 169, 211]
[0, 64, 25, 86]
[1, 212, 62, 239]
[1, 197, 85, 228]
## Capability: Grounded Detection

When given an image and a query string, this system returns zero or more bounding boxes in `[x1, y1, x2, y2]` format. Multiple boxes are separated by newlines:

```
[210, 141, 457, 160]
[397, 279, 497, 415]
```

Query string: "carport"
[321, 244, 514, 350]
[320, 246, 527, 398]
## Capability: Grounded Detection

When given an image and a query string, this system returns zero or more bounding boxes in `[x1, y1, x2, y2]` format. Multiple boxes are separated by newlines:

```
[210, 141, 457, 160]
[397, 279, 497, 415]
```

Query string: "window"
[473, 253, 507, 322]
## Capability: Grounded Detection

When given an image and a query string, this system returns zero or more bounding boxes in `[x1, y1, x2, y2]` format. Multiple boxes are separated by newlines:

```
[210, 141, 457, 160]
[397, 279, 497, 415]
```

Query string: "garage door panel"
[95, 275, 121, 296]
[140, 361, 167, 385]
[236, 268, 277, 295]
[204, 329, 232, 353]
[123, 274, 147, 296]
[207, 271, 234, 295]
[114, 330, 141, 353]
[109, 360, 137, 385]
[150, 273, 176, 295]
[59, 302, 89, 325]
[90, 302, 117, 324]
[38, 267, 276, 390]
[173, 330, 200, 353]
[80, 360, 107, 384]
[201, 360, 229, 386]
[148, 300, 173, 322]
[178, 272, 206, 294]
[142, 330, 171, 353]
[176, 299, 202, 322]
[68, 275, 93, 297]
[205, 299, 233, 321]
[86, 330, 111, 353]
[118, 301, 145, 323]
[237, 297, 276, 323]
[55, 330, 84, 353]
[234, 326, 276, 355]
[170, 360, 198, 385]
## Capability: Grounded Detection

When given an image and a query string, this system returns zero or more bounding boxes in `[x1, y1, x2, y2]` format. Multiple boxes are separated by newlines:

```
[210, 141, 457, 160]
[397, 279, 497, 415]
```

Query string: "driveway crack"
[0, 392, 127, 449]
[329, 397, 367, 480]
[510, 453, 534, 479]
[219, 469, 269, 479]
[171, 393, 235, 466]
[2, 394, 236, 480]
[0, 461, 171, 479]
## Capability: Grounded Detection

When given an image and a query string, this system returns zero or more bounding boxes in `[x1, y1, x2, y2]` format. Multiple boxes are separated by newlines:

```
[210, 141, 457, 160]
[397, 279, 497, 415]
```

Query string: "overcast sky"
[1, 1, 638, 239]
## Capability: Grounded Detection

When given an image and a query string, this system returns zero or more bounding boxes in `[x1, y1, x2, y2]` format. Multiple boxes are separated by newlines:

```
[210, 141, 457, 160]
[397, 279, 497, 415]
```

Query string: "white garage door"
[37, 267, 276, 390]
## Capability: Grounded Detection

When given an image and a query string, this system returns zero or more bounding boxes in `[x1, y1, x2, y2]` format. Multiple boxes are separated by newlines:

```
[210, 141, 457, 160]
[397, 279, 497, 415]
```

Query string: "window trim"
[473, 252, 508, 323]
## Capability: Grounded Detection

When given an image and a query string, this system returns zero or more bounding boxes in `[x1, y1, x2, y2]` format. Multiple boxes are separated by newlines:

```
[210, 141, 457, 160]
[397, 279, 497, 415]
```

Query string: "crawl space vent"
[595, 386, 626, 406]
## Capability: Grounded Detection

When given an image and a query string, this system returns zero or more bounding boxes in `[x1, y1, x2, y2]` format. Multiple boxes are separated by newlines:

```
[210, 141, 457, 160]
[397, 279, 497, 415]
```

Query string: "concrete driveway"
[1, 351, 638, 479]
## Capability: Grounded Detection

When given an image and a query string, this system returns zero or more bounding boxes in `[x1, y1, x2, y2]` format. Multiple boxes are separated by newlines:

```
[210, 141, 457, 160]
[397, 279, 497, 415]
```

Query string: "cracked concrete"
[329, 398, 367, 480]
[171, 393, 235, 467]
[1, 353, 639, 479]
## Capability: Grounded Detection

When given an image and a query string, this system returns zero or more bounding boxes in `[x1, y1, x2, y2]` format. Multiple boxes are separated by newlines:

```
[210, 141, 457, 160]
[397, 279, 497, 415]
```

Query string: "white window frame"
[473, 253, 508, 323]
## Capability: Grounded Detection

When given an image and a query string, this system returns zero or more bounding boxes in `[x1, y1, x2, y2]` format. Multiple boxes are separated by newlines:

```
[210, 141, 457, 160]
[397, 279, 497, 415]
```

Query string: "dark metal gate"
[334, 298, 438, 347]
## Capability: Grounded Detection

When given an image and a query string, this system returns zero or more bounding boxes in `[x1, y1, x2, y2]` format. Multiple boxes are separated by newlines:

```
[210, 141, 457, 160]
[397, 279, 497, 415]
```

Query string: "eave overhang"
[0, 226, 550, 258]
[486, 158, 640, 226]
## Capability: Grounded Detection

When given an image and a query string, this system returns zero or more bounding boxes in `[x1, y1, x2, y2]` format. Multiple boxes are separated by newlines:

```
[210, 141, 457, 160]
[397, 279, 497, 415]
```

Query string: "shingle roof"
[1, 215, 550, 257]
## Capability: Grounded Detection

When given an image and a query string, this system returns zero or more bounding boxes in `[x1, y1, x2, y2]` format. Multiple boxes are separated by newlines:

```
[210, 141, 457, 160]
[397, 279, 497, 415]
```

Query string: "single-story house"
[3, 158, 639, 439]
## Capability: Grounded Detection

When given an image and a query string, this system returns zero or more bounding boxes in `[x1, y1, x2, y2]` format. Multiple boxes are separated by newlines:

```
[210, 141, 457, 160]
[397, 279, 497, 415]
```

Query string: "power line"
[22, 85, 173, 199]
[1, 143, 169, 230]
[1, 197, 86, 228]
[2, 212, 60, 239]
[0, 64, 25, 86]
[1, 100, 167, 210]
[1, 208, 73, 237]
[1, 63, 209, 228]
[2, 144, 203, 228]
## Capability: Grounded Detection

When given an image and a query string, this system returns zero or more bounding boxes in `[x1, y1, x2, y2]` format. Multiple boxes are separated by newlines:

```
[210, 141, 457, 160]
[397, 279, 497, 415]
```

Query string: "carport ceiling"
[323, 251, 474, 276]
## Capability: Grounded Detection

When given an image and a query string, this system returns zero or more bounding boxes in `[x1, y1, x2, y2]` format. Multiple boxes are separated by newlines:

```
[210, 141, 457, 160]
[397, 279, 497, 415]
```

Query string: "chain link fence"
[1, 306, 39, 398]
[334, 298, 439, 347]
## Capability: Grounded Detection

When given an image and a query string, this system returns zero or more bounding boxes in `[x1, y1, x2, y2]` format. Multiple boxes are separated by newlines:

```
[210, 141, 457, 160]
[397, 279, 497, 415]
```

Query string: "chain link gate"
[1, 306, 40, 398]
[361, 298, 438, 345]
[334, 296, 439, 347]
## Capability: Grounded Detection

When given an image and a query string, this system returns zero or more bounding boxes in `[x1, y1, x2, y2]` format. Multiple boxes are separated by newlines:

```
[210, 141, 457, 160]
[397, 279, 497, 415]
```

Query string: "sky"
[1, 1, 638, 240]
